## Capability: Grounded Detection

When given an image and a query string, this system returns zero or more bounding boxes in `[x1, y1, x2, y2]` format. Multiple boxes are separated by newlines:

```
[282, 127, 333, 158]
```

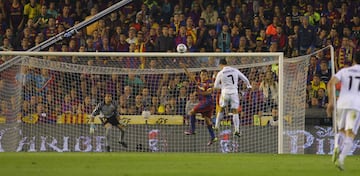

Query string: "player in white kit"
[214, 58, 252, 136]
[327, 51, 360, 171]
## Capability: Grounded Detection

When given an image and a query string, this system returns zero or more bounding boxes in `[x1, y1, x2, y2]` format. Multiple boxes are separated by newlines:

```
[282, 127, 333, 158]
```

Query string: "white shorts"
[219, 93, 239, 110]
[337, 109, 360, 135]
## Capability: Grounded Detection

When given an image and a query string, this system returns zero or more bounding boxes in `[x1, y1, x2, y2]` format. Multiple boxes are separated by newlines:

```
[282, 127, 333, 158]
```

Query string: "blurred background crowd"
[0, 0, 359, 124]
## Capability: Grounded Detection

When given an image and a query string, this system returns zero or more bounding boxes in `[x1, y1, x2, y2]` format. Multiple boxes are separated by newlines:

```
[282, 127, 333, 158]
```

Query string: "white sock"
[334, 132, 345, 149]
[233, 114, 240, 132]
[215, 112, 224, 129]
[339, 136, 353, 164]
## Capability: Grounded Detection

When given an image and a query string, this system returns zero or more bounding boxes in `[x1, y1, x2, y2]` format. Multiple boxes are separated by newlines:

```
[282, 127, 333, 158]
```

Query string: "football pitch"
[0, 153, 358, 176]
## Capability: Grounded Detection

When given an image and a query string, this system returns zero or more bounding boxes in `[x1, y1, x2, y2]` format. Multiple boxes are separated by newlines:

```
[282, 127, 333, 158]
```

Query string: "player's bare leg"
[104, 123, 112, 152]
[117, 124, 127, 148]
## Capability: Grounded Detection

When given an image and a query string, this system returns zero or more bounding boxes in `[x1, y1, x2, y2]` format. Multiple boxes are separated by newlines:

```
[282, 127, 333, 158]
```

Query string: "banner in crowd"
[0, 124, 359, 154]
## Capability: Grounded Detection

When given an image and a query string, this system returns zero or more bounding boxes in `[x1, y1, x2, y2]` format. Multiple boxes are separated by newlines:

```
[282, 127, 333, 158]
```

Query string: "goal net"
[0, 50, 320, 153]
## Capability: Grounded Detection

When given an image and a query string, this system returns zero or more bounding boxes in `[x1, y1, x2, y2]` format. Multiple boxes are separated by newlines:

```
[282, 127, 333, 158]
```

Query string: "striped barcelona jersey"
[197, 79, 213, 103]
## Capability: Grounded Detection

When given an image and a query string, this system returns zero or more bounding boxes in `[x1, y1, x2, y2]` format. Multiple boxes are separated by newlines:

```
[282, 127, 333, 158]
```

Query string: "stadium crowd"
[0, 0, 359, 124]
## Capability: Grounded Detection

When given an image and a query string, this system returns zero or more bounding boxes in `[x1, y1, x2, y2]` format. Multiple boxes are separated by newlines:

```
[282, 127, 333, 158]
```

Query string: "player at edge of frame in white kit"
[327, 51, 360, 171]
[213, 58, 252, 137]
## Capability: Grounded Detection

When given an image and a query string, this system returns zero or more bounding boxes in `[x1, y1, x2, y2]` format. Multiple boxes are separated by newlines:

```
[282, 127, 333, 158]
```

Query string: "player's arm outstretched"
[180, 62, 197, 83]
[237, 70, 252, 89]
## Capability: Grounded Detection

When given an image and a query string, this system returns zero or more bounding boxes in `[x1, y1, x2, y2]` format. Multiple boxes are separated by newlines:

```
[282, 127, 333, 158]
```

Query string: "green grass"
[0, 153, 359, 176]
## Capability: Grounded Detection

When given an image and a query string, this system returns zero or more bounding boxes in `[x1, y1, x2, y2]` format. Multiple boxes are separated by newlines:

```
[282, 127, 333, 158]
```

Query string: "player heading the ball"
[214, 58, 252, 137]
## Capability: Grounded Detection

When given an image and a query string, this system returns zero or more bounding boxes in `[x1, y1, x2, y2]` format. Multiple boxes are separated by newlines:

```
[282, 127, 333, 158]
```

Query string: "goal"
[0, 51, 317, 153]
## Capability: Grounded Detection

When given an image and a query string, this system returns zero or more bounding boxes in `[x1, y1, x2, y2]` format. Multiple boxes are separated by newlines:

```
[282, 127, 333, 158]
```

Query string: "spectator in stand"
[175, 24, 188, 46]
[284, 36, 298, 58]
[271, 26, 287, 51]
[230, 25, 239, 51]
[283, 15, 294, 37]
[186, 34, 197, 52]
[155, 25, 174, 52]
[186, 1, 201, 26]
[99, 36, 113, 52]
[177, 86, 187, 115]
[244, 27, 256, 51]
[141, 87, 152, 109]
[0, 37, 13, 51]
[321, 1, 340, 26]
[126, 27, 137, 45]
[336, 36, 355, 72]
[158, 85, 170, 112]
[314, 29, 328, 50]
[123, 85, 135, 109]
[85, 7, 99, 36]
[43, 17, 57, 39]
[316, 59, 331, 84]
[328, 27, 341, 49]
[311, 88, 328, 109]
[62, 94, 75, 114]
[238, 36, 248, 52]
[118, 95, 128, 115]
[115, 33, 129, 52]
[251, 14, 264, 38]
[160, 0, 172, 24]
[214, 23, 231, 52]
[7, 0, 24, 34]
[142, 59, 161, 95]
[202, 26, 216, 52]
[97, 19, 108, 37]
[290, 5, 301, 26]
[201, 3, 218, 26]
[134, 31, 146, 53]
[243, 81, 264, 115]
[349, 16, 359, 41]
[23, 0, 41, 21]
[304, 4, 320, 26]
[185, 17, 197, 43]
[259, 71, 278, 112]
[134, 94, 144, 115]
[341, 25, 353, 42]
[3, 28, 17, 49]
[307, 55, 320, 82]
[298, 16, 316, 55]
[47, 2, 58, 18]
[265, 16, 280, 38]
[18, 37, 30, 51]
[106, 12, 121, 38]
[311, 74, 326, 93]
[110, 26, 122, 49]
[33, 4, 51, 31]
[150, 96, 160, 115]
[165, 97, 177, 115]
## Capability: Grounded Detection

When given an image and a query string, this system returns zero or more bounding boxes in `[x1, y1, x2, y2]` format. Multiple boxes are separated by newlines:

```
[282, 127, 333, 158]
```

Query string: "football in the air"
[176, 43, 187, 53]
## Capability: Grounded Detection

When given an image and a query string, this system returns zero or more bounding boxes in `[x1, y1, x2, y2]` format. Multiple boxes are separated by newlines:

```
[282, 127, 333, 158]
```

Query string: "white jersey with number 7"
[214, 66, 251, 94]
[335, 65, 360, 111]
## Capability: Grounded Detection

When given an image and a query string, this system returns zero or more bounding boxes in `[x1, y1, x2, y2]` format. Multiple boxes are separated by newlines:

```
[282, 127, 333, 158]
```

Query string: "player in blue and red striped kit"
[182, 66, 217, 146]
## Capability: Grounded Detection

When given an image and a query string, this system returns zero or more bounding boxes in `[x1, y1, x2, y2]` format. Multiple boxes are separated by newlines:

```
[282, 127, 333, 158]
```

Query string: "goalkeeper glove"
[89, 122, 95, 134]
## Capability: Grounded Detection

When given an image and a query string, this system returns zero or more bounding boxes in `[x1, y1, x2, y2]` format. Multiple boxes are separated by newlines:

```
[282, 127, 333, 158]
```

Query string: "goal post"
[0, 51, 314, 153]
